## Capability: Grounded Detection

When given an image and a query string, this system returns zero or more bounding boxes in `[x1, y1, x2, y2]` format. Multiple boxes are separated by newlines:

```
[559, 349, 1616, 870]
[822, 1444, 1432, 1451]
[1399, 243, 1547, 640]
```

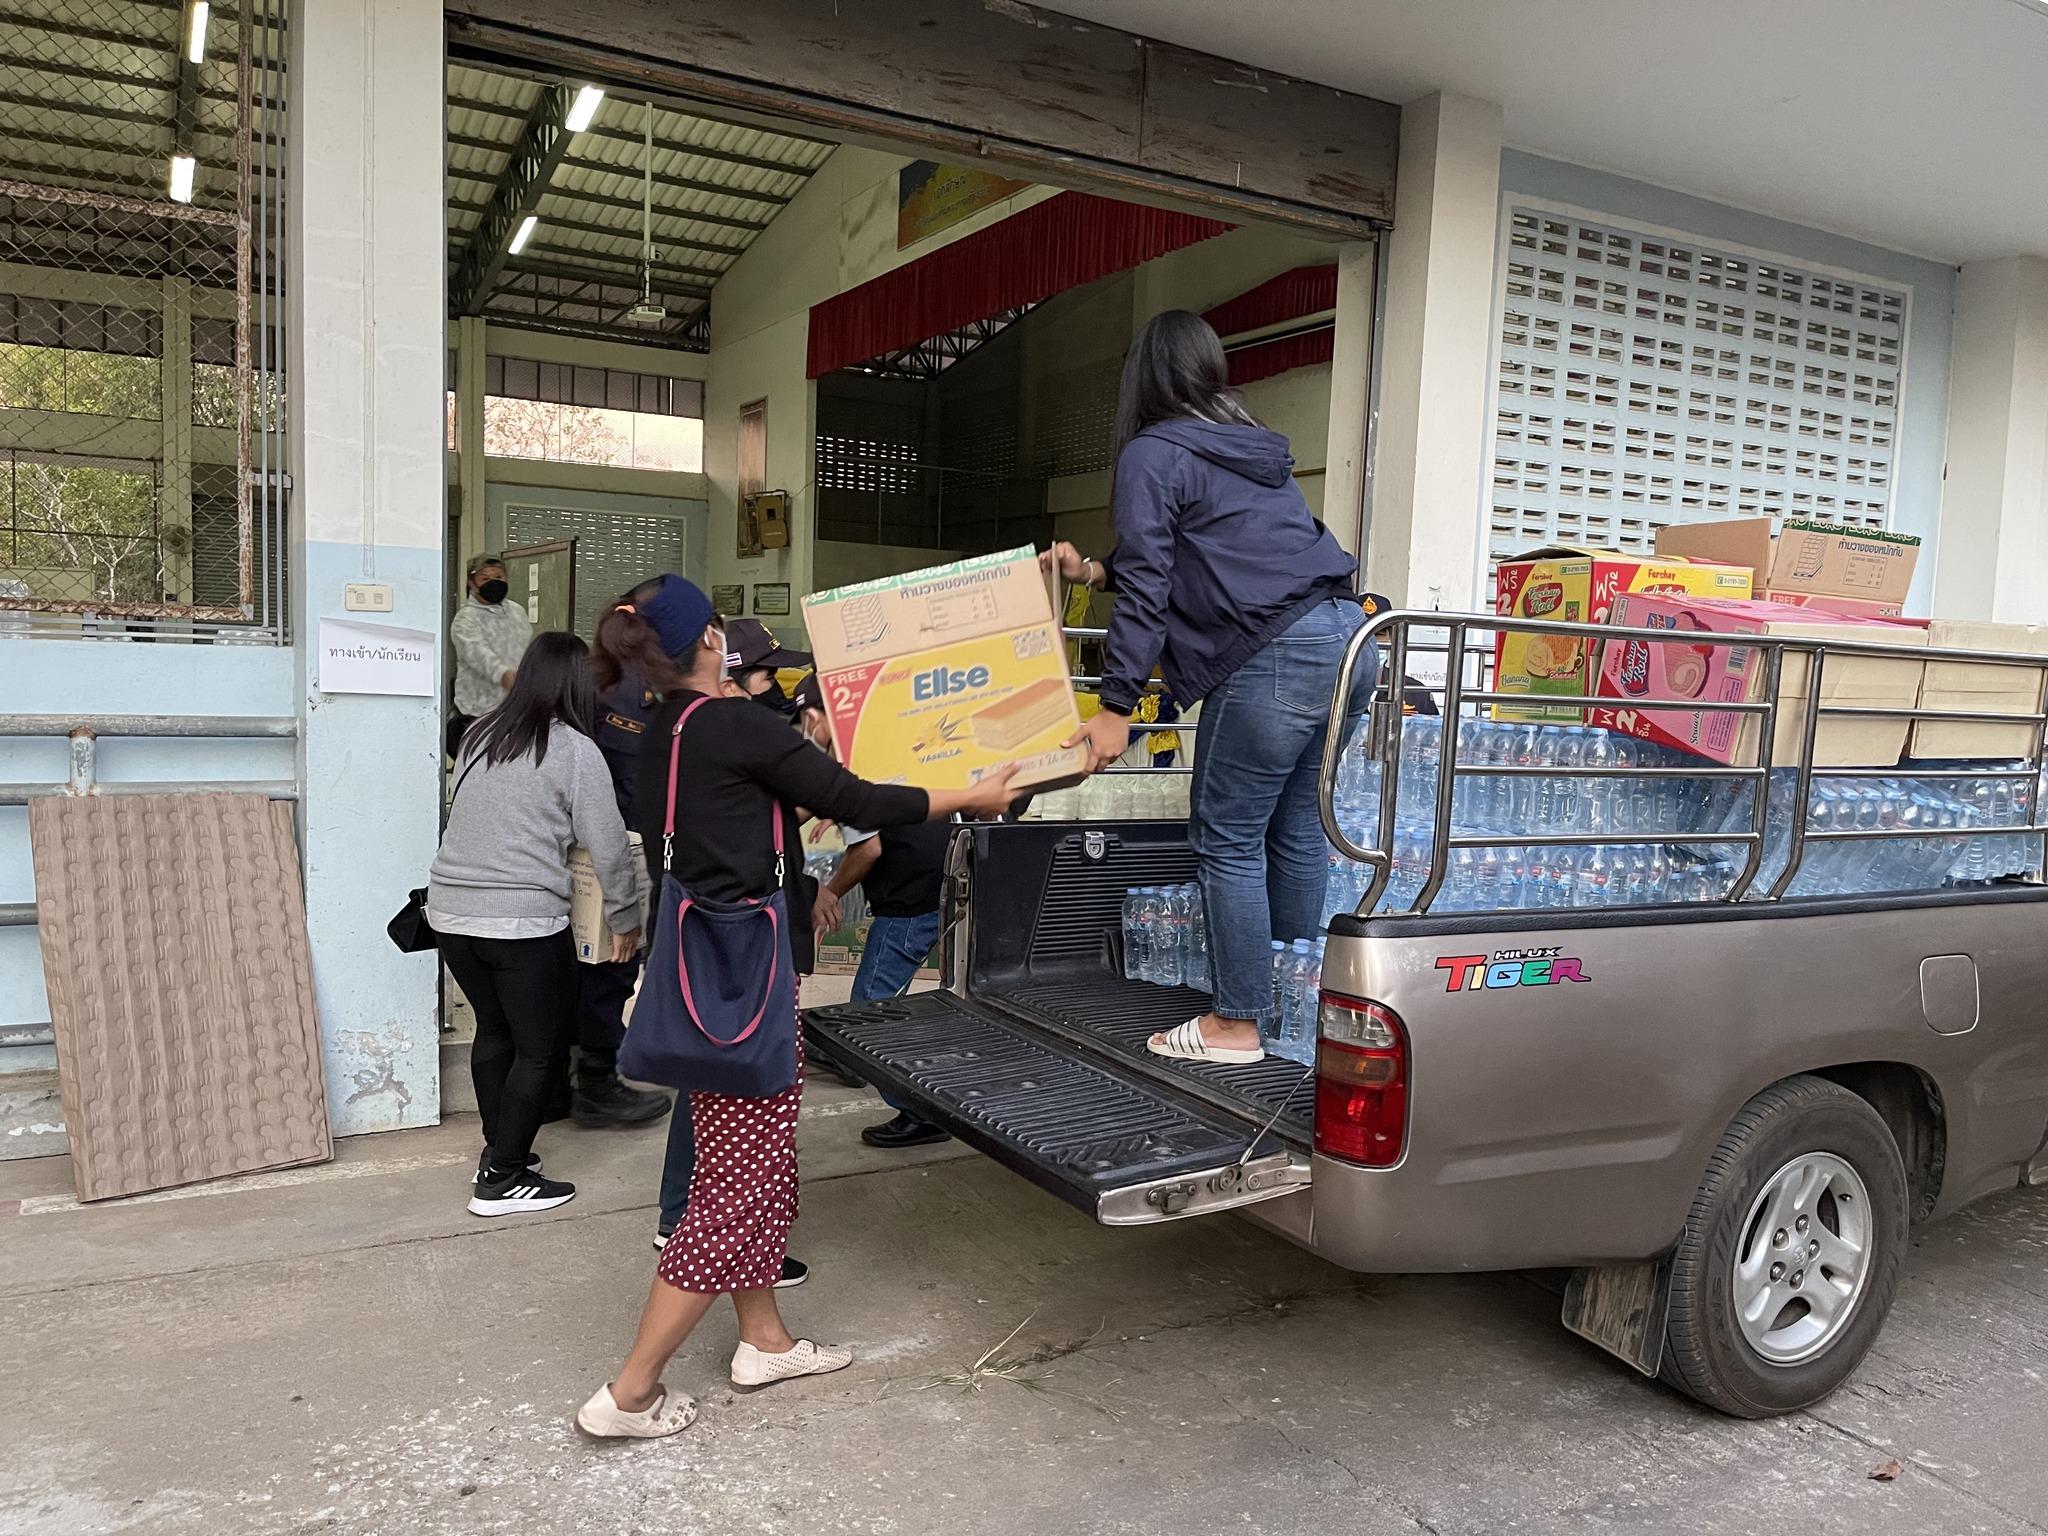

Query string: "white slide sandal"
[1146, 1019, 1265, 1065]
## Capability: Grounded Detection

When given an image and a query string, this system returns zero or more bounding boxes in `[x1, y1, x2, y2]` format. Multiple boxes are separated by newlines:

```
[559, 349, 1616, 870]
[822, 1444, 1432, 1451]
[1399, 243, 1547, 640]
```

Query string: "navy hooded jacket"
[1096, 418, 1357, 714]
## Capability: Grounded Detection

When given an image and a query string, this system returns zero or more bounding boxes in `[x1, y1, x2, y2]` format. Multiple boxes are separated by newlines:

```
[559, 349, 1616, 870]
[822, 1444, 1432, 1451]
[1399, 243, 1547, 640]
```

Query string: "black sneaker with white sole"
[469, 1168, 576, 1217]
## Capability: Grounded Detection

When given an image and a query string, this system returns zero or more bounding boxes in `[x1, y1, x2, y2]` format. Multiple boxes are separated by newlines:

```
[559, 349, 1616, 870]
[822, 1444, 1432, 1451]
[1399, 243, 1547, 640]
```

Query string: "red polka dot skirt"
[655, 988, 802, 1296]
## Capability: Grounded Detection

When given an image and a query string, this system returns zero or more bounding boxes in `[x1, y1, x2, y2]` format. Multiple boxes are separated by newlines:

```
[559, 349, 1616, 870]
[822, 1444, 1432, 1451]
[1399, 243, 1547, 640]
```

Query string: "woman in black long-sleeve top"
[577, 580, 1020, 1440]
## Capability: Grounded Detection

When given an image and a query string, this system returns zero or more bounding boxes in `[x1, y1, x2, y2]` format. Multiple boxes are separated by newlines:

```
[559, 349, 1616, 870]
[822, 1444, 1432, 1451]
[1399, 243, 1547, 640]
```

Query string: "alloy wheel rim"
[1731, 1151, 1873, 1365]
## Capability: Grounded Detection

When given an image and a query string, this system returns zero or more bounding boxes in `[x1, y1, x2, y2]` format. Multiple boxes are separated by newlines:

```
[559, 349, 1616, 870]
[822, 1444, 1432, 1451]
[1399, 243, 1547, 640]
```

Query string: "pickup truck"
[804, 608, 2048, 1418]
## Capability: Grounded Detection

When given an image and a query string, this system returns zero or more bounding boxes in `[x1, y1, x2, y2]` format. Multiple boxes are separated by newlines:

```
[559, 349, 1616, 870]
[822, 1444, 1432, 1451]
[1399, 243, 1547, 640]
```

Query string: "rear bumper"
[1284, 1154, 1682, 1273]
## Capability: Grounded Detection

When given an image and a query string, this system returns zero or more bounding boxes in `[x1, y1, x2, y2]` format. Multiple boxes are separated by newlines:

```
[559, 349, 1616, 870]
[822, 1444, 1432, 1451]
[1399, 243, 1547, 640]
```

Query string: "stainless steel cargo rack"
[1318, 609, 2048, 916]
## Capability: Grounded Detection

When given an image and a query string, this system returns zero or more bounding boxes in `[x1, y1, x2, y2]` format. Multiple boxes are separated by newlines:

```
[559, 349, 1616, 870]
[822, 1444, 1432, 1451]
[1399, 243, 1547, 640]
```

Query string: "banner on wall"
[897, 161, 1029, 249]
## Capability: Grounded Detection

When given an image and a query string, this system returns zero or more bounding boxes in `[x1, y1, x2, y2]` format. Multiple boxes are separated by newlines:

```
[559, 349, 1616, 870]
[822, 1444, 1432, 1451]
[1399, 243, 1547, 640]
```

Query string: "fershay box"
[803, 546, 1087, 794]
[1492, 546, 1752, 723]
[1589, 593, 1926, 767]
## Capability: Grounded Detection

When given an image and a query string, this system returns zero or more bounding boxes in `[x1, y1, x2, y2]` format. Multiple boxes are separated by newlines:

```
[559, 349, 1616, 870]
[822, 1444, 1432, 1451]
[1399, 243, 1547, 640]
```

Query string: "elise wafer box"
[801, 546, 1088, 794]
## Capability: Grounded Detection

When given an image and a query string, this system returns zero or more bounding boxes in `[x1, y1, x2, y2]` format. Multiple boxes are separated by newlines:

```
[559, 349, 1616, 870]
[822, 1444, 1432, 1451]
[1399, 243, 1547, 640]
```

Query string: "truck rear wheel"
[1661, 1075, 1909, 1418]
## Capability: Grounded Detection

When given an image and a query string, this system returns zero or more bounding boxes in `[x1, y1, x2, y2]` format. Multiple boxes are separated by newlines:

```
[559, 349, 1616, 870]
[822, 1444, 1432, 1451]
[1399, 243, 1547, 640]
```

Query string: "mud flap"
[1561, 1257, 1676, 1377]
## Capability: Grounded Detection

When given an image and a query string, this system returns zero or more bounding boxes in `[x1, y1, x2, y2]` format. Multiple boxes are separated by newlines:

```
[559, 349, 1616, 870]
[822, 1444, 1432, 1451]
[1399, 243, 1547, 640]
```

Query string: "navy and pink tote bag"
[619, 697, 798, 1098]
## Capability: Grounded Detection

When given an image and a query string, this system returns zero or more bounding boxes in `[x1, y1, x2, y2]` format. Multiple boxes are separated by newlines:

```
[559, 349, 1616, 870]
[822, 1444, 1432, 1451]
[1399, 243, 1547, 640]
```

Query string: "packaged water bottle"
[1185, 884, 1211, 992]
[1121, 888, 1146, 981]
[1281, 939, 1319, 1063]
[1156, 885, 1188, 987]
[1551, 845, 1584, 908]
[1573, 846, 1611, 908]
[1443, 846, 1477, 912]
[1643, 842, 1672, 904]
[1581, 730, 1617, 834]
[1139, 887, 1165, 982]
[1264, 941, 1291, 1048]
[1454, 718, 1486, 832]
[1472, 844, 1504, 912]
[1509, 725, 1543, 828]
[1496, 845, 1524, 910]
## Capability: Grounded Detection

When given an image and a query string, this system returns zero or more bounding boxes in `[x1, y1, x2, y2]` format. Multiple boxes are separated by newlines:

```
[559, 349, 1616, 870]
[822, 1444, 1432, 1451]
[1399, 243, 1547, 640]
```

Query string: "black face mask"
[747, 682, 798, 718]
[477, 579, 509, 604]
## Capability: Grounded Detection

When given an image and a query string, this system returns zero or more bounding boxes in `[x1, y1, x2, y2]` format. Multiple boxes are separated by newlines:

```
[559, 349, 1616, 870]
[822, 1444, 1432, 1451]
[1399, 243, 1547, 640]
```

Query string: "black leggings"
[440, 929, 576, 1172]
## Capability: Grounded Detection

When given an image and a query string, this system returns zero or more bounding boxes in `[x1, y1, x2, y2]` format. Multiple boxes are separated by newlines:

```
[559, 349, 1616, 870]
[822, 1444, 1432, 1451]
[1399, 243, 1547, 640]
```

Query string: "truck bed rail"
[1318, 610, 2048, 916]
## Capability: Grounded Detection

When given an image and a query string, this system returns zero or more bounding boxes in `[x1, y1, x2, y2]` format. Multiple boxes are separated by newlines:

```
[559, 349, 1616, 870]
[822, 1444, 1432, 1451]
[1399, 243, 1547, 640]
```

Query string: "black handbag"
[388, 755, 483, 954]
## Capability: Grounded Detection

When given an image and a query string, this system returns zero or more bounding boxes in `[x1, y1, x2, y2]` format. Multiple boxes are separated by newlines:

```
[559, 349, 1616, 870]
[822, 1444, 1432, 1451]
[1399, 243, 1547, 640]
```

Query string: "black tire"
[1661, 1074, 1910, 1418]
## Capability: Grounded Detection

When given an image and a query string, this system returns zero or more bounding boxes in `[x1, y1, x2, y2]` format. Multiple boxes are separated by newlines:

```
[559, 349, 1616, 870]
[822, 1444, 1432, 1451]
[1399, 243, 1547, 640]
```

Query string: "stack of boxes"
[1493, 518, 2048, 768]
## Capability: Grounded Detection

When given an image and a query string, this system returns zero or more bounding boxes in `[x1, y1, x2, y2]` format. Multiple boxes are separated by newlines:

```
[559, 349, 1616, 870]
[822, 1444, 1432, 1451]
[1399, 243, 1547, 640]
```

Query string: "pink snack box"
[1590, 593, 1927, 767]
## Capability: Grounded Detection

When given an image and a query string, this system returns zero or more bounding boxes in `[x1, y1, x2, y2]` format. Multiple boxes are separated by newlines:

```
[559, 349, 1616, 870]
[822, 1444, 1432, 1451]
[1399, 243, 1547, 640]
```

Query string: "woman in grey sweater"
[429, 631, 642, 1216]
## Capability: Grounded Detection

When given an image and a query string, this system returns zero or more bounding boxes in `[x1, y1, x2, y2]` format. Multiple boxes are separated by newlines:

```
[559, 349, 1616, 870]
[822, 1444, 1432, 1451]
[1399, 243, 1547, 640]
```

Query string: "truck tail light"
[1313, 993, 1408, 1168]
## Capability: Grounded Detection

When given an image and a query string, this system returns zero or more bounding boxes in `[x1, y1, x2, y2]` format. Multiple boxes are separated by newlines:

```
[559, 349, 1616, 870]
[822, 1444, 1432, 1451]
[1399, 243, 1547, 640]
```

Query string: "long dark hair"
[1112, 309, 1260, 459]
[592, 576, 686, 696]
[464, 631, 596, 768]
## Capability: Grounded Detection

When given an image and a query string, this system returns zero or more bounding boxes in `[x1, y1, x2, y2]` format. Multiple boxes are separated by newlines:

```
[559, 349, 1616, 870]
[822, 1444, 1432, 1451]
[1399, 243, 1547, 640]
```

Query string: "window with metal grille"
[1489, 207, 1904, 563]
[503, 503, 697, 642]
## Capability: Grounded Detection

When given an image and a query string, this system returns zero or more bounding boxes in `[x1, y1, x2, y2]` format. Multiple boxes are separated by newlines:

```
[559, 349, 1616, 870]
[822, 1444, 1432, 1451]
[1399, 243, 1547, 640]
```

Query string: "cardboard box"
[1656, 517, 1920, 605]
[1910, 620, 2048, 760]
[1493, 546, 1752, 723]
[1761, 589, 1914, 622]
[803, 546, 1088, 793]
[1590, 593, 1926, 767]
[568, 832, 647, 966]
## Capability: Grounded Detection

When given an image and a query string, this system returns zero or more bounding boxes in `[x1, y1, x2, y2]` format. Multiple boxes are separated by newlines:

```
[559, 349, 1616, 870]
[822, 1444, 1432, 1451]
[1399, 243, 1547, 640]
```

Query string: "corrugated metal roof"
[445, 60, 833, 349]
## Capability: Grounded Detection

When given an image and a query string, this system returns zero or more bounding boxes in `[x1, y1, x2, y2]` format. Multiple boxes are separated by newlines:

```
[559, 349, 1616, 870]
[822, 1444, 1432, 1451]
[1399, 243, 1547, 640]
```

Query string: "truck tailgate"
[805, 991, 1310, 1225]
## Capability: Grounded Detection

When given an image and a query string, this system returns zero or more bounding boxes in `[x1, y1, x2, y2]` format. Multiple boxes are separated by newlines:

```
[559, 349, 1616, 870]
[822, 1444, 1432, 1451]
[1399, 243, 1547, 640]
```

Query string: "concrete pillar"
[1933, 256, 2048, 624]
[1363, 92, 1504, 610]
[288, 0, 446, 1134]
[455, 313, 487, 568]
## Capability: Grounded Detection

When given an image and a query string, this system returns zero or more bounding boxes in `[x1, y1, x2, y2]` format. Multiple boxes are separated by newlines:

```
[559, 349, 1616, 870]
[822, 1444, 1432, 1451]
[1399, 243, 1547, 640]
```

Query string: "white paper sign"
[317, 617, 436, 696]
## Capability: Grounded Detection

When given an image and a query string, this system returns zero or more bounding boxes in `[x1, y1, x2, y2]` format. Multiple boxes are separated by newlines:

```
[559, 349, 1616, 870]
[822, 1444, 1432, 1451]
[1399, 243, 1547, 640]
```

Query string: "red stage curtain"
[1223, 329, 1336, 387]
[1202, 264, 1339, 387]
[806, 191, 1232, 379]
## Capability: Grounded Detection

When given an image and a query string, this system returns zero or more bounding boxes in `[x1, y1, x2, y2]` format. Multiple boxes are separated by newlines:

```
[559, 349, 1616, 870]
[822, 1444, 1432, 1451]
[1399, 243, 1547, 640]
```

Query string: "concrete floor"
[4, 1071, 2047, 1536]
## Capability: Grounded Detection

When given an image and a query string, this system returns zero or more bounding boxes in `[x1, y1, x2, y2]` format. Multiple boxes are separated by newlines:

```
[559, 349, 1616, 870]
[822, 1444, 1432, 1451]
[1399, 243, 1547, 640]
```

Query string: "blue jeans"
[1190, 598, 1374, 1025]
[658, 1096, 696, 1235]
[852, 910, 942, 1112]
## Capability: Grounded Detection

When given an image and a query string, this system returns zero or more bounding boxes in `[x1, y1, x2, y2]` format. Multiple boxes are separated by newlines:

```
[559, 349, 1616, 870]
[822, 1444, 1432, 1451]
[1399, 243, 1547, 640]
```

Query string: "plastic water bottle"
[1581, 730, 1617, 834]
[1573, 846, 1612, 908]
[1472, 844, 1505, 912]
[1184, 884, 1211, 992]
[1139, 887, 1166, 981]
[1550, 845, 1583, 908]
[1279, 940, 1319, 1063]
[1264, 941, 1291, 1048]
[1498, 846, 1528, 909]
[1156, 885, 1189, 987]
[1121, 888, 1146, 981]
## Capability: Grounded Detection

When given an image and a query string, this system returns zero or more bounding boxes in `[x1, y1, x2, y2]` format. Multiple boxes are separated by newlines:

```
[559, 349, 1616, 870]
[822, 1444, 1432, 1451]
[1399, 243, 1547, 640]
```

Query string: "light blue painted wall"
[295, 538, 444, 1137]
[1499, 152, 1957, 615]
[1, 642, 299, 1049]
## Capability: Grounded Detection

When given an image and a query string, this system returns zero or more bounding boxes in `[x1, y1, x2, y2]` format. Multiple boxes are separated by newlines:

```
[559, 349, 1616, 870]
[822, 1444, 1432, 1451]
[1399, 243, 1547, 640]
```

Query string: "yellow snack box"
[1492, 545, 1752, 723]
[802, 546, 1088, 793]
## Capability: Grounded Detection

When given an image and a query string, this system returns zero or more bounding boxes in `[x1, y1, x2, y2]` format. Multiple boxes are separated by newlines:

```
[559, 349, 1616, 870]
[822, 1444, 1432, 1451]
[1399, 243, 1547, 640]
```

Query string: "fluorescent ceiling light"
[186, 1, 209, 64]
[168, 153, 196, 204]
[507, 213, 538, 256]
[565, 85, 605, 133]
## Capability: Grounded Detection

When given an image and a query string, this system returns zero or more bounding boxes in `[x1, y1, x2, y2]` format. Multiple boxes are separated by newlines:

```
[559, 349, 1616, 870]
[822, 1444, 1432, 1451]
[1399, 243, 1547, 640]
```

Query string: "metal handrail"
[1318, 609, 2048, 918]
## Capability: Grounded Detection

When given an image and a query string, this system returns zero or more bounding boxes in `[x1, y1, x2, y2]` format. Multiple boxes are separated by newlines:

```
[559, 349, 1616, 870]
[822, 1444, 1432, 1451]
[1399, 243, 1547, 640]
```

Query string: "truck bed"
[805, 820, 1314, 1223]
[947, 818, 1313, 1138]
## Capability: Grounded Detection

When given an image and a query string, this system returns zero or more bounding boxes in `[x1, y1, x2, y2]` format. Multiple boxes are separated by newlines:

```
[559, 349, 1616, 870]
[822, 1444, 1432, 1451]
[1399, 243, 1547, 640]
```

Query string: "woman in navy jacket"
[1053, 310, 1374, 1064]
